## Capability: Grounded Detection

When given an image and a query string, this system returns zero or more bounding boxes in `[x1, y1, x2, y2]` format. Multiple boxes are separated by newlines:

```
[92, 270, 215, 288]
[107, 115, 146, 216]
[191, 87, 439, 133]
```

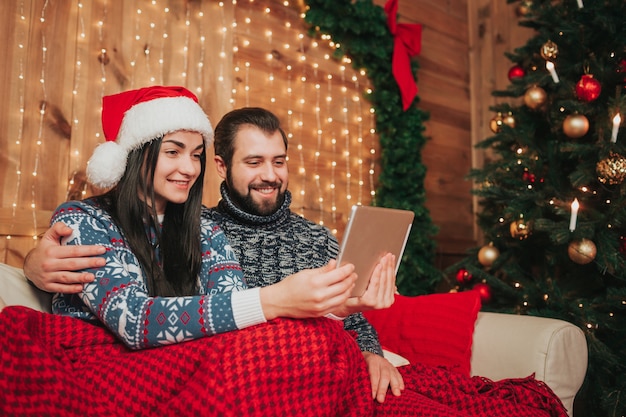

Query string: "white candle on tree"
[611, 113, 621, 143]
[569, 198, 579, 232]
[546, 61, 559, 83]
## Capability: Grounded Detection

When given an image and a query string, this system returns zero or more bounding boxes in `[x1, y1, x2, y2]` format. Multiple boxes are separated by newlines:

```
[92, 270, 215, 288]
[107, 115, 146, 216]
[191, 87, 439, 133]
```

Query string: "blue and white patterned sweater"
[51, 199, 266, 350]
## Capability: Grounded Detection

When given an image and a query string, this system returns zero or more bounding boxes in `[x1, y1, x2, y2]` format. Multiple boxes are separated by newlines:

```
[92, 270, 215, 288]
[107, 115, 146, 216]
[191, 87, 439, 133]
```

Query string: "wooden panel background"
[0, 0, 533, 270]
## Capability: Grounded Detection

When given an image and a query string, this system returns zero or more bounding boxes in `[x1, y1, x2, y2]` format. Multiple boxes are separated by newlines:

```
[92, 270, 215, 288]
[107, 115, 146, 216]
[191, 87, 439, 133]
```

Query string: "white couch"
[0, 262, 588, 416]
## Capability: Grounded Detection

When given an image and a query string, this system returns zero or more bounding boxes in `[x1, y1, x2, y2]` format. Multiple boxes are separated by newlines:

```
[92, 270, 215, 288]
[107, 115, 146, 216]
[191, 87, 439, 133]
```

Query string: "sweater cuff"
[231, 287, 267, 329]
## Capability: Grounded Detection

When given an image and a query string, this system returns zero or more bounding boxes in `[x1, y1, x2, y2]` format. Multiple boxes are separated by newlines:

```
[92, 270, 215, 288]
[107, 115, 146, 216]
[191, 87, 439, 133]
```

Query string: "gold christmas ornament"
[596, 152, 626, 185]
[478, 243, 500, 267]
[563, 114, 589, 138]
[490, 113, 504, 133]
[524, 86, 547, 110]
[502, 112, 516, 128]
[515, 0, 533, 17]
[568, 238, 597, 265]
[510, 218, 531, 239]
[540, 40, 559, 60]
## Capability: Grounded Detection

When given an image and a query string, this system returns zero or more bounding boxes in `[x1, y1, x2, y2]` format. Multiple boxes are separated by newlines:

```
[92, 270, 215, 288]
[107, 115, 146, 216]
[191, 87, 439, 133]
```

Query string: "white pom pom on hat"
[87, 85, 213, 188]
[86, 141, 129, 189]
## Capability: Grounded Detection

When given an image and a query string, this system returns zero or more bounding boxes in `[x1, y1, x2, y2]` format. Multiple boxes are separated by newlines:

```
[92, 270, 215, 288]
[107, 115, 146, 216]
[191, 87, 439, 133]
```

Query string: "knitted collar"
[217, 181, 292, 227]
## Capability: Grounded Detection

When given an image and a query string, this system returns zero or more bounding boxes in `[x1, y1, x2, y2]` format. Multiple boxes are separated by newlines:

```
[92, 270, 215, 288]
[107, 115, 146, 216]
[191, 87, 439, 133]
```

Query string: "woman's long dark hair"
[95, 136, 206, 296]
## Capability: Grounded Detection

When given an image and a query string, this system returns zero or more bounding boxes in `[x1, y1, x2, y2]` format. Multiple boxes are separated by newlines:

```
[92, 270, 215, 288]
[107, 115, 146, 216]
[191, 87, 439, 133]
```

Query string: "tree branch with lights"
[447, 0, 626, 414]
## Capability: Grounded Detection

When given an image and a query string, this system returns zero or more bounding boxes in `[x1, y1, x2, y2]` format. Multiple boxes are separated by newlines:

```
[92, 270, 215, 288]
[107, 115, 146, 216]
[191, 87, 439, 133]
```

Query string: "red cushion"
[362, 291, 481, 376]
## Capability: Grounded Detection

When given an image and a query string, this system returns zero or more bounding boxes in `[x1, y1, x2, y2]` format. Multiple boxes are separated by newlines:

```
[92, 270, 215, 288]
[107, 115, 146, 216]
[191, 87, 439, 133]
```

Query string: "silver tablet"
[336, 205, 414, 297]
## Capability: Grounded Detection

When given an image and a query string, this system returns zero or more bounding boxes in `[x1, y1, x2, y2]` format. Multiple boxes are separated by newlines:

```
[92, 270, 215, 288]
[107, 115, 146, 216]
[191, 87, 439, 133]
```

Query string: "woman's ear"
[214, 155, 227, 180]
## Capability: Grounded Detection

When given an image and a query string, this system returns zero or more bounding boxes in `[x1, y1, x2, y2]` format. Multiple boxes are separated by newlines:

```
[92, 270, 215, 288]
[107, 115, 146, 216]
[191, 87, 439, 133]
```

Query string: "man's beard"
[226, 173, 285, 216]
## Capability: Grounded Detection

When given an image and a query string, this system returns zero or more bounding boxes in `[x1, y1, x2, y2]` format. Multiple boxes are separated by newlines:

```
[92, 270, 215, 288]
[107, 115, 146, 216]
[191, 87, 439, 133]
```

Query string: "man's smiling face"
[221, 125, 289, 216]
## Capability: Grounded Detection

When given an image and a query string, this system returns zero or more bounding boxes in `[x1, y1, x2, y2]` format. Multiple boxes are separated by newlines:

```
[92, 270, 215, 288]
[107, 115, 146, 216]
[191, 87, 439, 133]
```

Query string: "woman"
[51, 85, 378, 350]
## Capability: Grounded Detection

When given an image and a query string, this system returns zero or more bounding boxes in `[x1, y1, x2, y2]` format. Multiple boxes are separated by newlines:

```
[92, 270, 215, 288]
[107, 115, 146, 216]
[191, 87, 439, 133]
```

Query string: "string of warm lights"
[326, 73, 338, 224]
[352, 73, 363, 205]
[196, 6, 206, 96]
[6, 0, 29, 245]
[285, 63, 297, 208]
[157, 4, 170, 86]
[217, 2, 227, 91]
[67, 1, 87, 201]
[368, 103, 377, 199]
[313, 76, 325, 224]
[145, 6, 155, 83]
[295, 31, 307, 214]
[129, 5, 140, 84]
[223, 1, 376, 231]
[183, 6, 191, 84]
[97, 2, 108, 95]
[3, 0, 378, 261]
[339, 59, 352, 206]
[31, 1, 51, 242]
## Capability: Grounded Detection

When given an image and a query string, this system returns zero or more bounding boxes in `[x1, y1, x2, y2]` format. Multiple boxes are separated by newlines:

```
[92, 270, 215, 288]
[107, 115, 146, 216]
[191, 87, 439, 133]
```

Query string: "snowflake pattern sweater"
[206, 182, 383, 355]
[50, 199, 266, 350]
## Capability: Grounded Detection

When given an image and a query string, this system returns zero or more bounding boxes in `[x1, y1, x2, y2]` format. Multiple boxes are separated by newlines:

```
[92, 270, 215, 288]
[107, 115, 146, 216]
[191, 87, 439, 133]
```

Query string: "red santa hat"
[87, 85, 213, 188]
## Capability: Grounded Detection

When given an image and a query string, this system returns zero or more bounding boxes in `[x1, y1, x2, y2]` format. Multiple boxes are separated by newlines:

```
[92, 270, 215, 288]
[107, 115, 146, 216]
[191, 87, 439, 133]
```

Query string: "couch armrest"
[0, 263, 52, 313]
[470, 311, 587, 416]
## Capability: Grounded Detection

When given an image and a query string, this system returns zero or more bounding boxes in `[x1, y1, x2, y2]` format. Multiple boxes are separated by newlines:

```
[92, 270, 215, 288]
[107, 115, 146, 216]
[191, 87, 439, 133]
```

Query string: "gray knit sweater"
[204, 182, 383, 355]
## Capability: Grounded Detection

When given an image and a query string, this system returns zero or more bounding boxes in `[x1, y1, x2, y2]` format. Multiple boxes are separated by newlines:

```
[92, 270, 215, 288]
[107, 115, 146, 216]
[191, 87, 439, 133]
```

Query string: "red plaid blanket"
[377, 364, 568, 417]
[1, 306, 568, 417]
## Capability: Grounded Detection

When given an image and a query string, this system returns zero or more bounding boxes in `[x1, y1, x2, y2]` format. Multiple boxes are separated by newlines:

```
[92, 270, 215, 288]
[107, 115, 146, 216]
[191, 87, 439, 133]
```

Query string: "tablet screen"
[336, 205, 414, 297]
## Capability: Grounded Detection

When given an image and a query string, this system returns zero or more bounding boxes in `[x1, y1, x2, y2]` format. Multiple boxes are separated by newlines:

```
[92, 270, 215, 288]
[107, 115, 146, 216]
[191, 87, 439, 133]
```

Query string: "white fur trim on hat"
[87, 95, 213, 189]
[117, 96, 213, 152]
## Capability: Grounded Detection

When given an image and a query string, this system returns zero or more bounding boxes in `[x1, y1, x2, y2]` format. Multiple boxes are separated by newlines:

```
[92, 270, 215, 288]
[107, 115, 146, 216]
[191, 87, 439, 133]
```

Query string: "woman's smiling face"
[150, 130, 204, 214]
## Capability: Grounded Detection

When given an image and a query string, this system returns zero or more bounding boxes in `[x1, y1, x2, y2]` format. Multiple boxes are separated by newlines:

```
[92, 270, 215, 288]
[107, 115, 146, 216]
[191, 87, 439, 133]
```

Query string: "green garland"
[304, 0, 442, 295]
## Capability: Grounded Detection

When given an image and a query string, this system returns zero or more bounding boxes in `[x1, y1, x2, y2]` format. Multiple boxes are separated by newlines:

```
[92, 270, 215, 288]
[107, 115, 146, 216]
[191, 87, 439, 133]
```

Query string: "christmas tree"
[448, 0, 626, 415]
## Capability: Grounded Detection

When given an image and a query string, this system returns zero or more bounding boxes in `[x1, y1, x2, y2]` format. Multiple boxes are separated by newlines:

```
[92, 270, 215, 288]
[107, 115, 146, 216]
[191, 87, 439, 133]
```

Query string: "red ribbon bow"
[384, 0, 422, 111]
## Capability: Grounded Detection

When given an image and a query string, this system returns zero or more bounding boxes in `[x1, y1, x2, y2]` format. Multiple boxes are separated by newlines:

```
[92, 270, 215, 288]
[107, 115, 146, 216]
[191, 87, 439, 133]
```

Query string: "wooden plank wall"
[0, 0, 533, 271]
[379, 0, 534, 269]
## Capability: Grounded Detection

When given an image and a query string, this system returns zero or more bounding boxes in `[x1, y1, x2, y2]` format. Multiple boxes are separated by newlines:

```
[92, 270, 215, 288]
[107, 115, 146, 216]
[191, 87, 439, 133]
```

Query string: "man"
[24, 107, 404, 402]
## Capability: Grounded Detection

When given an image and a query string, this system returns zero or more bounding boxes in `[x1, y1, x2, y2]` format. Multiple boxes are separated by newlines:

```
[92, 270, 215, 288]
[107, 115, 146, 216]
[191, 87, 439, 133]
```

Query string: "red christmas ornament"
[575, 74, 602, 102]
[508, 65, 526, 81]
[473, 282, 492, 303]
[620, 236, 626, 256]
[522, 170, 536, 183]
[455, 268, 473, 284]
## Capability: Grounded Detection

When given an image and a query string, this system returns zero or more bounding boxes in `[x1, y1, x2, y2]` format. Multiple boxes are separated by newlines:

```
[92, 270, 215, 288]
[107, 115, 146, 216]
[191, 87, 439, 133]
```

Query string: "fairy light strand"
[7, 0, 29, 244]
[158, 5, 171, 86]
[368, 99, 377, 200]
[230, 0, 239, 106]
[143, 4, 155, 83]
[314, 76, 325, 225]
[296, 31, 307, 214]
[196, 6, 206, 96]
[353, 73, 364, 205]
[217, 2, 227, 88]
[67, 1, 86, 200]
[130, 7, 141, 86]
[340, 59, 352, 206]
[31, 0, 53, 241]
[182, 4, 191, 85]
[327, 72, 337, 223]
[266, 8, 275, 105]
